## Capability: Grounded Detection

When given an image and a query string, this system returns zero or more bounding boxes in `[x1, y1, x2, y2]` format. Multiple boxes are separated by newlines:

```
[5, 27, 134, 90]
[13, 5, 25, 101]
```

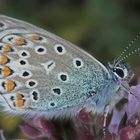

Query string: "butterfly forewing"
[0, 15, 110, 117]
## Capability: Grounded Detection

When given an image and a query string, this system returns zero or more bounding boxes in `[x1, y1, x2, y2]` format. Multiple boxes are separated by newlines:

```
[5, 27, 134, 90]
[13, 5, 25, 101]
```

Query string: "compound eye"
[114, 68, 124, 78]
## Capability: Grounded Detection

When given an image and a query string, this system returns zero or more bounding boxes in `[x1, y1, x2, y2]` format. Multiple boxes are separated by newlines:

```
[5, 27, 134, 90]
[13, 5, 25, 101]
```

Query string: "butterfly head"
[108, 61, 133, 82]
[108, 32, 140, 83]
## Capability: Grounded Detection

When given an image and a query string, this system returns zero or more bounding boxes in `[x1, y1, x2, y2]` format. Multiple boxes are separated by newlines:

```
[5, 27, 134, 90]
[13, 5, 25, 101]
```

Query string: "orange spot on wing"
[2, 66, 13, 77]
[0, 54, 9, 64]
[15, 38, 26, 46]
[17, 94, 23, 100]
[16, 99, 24, 108]
[3, 45, 13, 52]
[16, 93, 25, 108]
[31, 34, 42, 40]
[5, 80, 16, 91]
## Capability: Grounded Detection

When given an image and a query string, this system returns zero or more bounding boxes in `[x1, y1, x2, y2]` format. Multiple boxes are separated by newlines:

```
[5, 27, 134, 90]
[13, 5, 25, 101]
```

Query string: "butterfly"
[0, 15, 135, 120]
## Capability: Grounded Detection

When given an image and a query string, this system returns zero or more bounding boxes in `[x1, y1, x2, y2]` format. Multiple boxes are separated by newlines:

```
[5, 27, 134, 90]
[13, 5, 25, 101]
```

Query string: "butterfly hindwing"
[0, 15, 110, 118]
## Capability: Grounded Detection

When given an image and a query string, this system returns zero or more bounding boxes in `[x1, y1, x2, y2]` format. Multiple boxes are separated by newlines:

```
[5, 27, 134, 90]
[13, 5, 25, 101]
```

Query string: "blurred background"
[0, 0, 140, 139]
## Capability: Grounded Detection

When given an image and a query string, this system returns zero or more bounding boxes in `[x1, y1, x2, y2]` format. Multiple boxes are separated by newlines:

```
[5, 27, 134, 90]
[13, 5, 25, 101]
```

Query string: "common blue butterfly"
[0, 15, 136, 122]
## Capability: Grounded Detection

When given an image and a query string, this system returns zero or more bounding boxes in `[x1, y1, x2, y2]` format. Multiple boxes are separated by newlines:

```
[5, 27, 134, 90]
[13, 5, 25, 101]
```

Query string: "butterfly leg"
[102, 104, 109, 137]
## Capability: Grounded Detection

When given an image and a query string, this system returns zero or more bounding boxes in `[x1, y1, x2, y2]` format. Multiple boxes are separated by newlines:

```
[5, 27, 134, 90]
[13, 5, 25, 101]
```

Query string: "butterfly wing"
[0, 15, 110, 118]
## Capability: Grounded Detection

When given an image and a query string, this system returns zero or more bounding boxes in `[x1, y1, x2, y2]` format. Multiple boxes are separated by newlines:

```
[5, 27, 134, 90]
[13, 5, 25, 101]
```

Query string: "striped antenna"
[118, 47, 140, 63]
[115, 32, 140, 64]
